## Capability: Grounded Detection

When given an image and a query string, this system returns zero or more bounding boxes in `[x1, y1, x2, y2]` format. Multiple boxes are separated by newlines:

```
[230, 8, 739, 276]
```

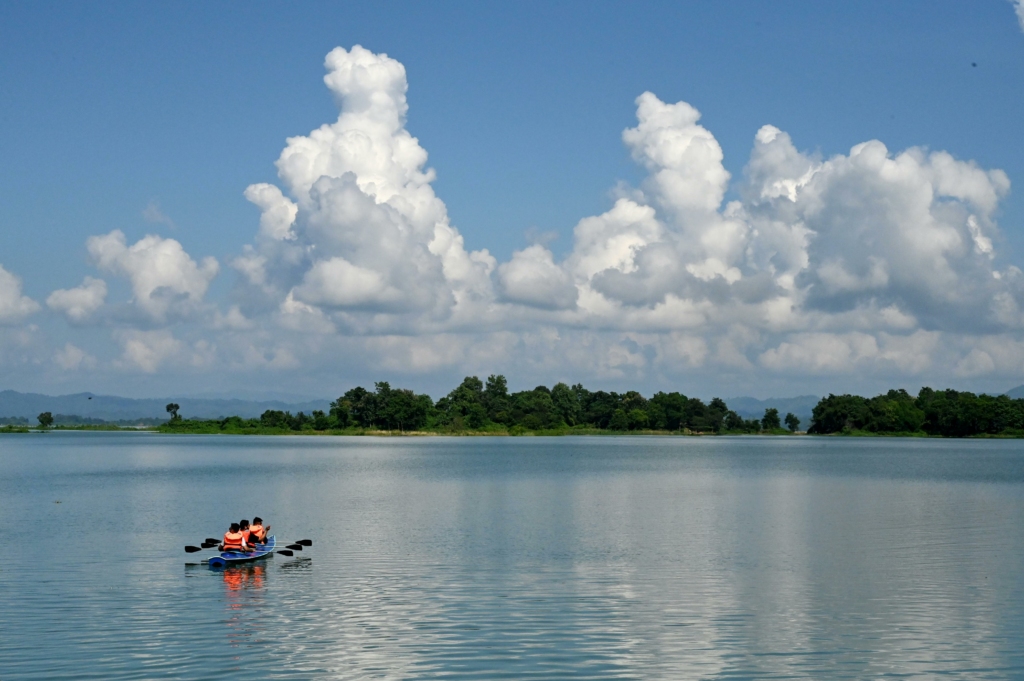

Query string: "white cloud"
[236, 45, 495, 333]
[0, 264, 39, 324]
[244, 184, 297, 241]
[87, 230, 218, 321]
[497, 245, 577, 310]
[295, 256, 403, 309]
[758, 330, 940, 376]
[219, 48, 1020, 386]
[955, 348, 995, 377]
[46, 277, 107, 322]
[45, 47, 1024, 392]
[1014, 0, 1024, 33]
[54, 342, 97, 371]
[760, 332, 881, 373]
[211, 305, 253, 330]
[115, 329, 182, 372]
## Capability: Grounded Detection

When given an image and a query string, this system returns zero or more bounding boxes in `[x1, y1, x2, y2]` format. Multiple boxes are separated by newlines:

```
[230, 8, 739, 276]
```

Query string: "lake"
[1, 433, 1023, 679]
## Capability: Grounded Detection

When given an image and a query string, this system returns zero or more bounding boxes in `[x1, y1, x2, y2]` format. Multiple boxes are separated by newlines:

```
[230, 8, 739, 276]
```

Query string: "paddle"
[186, 542, 237, 552]
[276, 550, 294, 556]
[185, 537, 312, 553]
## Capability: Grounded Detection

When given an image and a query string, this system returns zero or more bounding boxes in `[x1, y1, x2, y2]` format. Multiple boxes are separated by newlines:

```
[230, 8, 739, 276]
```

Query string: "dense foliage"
[808, 388, 1024, 437]
[161, 375, 792, 435]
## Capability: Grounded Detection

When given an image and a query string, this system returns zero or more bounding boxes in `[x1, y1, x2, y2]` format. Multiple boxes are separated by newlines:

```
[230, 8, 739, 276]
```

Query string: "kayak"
[207, 535, 276, 568]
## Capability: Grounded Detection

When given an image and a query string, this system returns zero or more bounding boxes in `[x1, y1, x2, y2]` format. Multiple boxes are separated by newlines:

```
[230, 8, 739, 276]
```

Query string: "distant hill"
[1007, 385, 1024, 399]
[725, 395, 819, 430]
[0, 390, 331, 422]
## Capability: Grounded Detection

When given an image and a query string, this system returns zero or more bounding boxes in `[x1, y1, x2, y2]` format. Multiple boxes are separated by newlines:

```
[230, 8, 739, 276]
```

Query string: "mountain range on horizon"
[0, 390, 331, 423]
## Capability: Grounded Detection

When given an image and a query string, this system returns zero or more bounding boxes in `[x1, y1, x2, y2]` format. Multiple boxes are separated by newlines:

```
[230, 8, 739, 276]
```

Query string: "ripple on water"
[1, 434, 1023, 679]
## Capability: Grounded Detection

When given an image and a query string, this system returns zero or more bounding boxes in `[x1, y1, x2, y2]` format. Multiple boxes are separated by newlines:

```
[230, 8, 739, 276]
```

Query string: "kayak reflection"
[222, 564, 266, 593]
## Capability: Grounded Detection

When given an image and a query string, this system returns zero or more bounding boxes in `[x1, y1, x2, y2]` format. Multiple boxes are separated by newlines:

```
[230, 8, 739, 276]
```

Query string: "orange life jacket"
[223, 530, 245, 550]
[241, 528, 251, 544]
[250, 523, 265, 541]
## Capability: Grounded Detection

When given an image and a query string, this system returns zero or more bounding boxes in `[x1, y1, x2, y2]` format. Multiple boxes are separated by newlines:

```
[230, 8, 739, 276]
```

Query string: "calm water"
[1, 434, 1023, 679]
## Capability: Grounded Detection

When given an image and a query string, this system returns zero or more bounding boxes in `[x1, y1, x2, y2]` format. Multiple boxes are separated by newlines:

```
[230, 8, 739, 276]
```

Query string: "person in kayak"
[220, 522, 249, 553]
[250, 517, 270, 544]
[239, 519, 254, 548]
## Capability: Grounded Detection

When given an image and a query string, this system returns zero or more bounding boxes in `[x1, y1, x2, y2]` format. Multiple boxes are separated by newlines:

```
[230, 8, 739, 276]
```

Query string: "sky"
[1, 1, 1024, 401]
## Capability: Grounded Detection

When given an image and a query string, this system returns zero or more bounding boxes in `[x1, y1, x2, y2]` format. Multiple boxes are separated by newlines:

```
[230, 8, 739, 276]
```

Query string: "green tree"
[165, 403, 180, 421]
[343, 386, 378, 427]
[627, 408, 649, 430]
[437, 376, 488, 429]
[649, 392, 686, 430]
[37, 412, 54, 428]
[706, 397, 728, 432]
[808, 394, 868, 433]
[483, 374, 511, 423]
[329, 397, 351, 428]
[259, 410, 291, 429]
[784, 412, 800, 432]
[510, 387, 563, 430]
[608, 408, 629, 431]
[551, 382, 581, 426]
[724, 410, 744, 431]
[583, 391, 619, 428]
[311, 410, 331, 431]
[762, 408, 781, 431]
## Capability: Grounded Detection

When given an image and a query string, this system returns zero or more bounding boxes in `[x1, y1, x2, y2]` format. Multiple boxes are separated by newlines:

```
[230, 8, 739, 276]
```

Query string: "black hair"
[229, 523, 240, 532]
[252, 517, 262, 524]
[240, 519, 250, 528]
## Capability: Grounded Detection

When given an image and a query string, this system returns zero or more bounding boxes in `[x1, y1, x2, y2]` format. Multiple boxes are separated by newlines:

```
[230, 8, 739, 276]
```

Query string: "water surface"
[1, 434, 1023, 679]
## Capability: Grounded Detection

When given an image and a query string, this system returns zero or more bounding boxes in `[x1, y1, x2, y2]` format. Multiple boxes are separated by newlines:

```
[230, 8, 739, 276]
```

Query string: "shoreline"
[6, 425, 1024, 438]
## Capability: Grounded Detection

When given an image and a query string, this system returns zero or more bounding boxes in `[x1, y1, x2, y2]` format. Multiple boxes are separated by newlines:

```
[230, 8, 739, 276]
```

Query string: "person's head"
[252, 517, 262, 525]
[240, 519, 250, 529]
[229, 523, 240, 532]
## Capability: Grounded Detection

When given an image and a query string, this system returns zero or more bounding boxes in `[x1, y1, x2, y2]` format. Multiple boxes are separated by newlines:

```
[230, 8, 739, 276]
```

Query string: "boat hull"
[207, 535, 276, 568]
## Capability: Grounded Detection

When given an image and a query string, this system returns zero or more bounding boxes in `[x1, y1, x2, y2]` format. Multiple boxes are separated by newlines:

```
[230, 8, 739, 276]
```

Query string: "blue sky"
[1, 1, 1023, 400]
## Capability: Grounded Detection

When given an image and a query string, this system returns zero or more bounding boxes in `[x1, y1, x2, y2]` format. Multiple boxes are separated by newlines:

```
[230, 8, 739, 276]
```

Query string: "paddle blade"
[296, 539, 313, 546]
[276, 550, 294, 556]
[204, 538, 219, 544]
[201, 542, 217, 549]
[185, 545, 203, 553]
[286, 544, 303, 551]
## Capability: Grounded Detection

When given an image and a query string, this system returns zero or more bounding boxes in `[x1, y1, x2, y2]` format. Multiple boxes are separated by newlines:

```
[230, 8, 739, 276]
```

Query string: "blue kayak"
[207, 535, 276, 568]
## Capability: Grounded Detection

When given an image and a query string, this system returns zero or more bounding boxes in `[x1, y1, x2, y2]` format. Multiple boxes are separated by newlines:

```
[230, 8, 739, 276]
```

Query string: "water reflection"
[221, 564, 266, 594]
[1, 434, 1023, 679]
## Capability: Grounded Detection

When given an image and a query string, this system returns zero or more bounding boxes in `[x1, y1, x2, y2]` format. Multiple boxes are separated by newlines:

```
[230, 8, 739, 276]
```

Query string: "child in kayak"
[220, 522, 249, 553]
[249, 517, 270, 544]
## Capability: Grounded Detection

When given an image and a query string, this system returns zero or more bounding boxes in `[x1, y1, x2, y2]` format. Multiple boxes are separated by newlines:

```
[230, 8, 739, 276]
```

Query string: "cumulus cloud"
[1014, 0, 1024, 33]
[51, 46, 1022, 388]
[54, 342, 97, 371]
[115, 329, 182, 372]
[0, 264, 39, 324]
[497, 245, 577, 310]
[236, 45, 495, 333]
[87, 230, 218, 321]
[47, 277, 107, 322]
[221, 47, 1022, 383]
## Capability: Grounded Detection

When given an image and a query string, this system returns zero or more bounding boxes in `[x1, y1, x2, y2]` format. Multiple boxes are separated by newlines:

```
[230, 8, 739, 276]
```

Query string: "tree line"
[808, 388, 1024, 437]
[164, 375, 802, 435]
